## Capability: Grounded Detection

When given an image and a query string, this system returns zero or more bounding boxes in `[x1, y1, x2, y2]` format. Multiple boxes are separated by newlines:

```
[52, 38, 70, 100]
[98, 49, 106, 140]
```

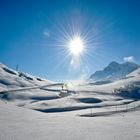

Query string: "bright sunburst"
[68, 36, 84, 56]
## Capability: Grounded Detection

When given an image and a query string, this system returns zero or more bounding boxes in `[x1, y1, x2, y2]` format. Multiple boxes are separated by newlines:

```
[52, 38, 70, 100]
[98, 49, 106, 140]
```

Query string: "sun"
[68, 36, 84, 56]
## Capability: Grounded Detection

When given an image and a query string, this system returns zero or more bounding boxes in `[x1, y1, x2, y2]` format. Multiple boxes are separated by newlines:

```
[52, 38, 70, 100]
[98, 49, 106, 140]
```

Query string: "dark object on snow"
[19, 72, 33, 80]
[3, 67, 17, 75]
[114, 84, 140, 99]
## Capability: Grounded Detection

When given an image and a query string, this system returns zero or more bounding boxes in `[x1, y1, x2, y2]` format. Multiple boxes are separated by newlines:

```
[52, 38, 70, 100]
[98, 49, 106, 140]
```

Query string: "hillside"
[0, 63, 52, 91]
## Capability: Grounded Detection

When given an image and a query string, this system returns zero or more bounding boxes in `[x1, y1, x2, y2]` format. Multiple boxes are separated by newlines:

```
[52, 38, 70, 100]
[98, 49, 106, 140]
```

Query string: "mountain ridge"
[89, 61, 139, 82]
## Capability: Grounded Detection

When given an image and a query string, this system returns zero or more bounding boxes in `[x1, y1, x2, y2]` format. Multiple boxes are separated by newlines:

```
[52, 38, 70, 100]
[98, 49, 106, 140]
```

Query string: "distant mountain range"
[89, 61, 139, 82]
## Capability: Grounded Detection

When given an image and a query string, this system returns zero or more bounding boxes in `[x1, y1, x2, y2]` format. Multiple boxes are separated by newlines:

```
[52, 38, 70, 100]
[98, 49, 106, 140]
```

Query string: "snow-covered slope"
[0, 63, 52, 91]
[89, 61, 139, 82]
[0, 62, 139, 112]
[126, 67, 140, 77]
[0, 63, 60, 103]
[13, 65, 139, 114]
[0, 100, 140, 140]
[0, 62, 140, 140]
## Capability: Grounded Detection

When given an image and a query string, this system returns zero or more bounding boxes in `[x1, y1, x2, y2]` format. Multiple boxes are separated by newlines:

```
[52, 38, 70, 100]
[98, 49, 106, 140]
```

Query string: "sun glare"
[68, 36, 84, 56]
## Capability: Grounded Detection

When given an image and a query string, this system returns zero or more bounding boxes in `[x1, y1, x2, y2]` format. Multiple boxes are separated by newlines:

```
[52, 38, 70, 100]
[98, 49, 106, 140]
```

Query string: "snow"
[0, 63, 53, 91]
[90, 61, 139, 82]
[0, 100, 140, 140]
[0, 63, 140, 140]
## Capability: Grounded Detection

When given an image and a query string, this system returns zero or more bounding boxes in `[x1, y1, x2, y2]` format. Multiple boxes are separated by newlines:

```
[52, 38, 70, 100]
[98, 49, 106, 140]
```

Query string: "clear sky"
[0, 0, 140, 81]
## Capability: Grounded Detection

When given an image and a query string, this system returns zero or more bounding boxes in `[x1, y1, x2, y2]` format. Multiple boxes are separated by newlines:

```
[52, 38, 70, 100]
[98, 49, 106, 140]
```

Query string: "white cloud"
[123, 56, 135, 62]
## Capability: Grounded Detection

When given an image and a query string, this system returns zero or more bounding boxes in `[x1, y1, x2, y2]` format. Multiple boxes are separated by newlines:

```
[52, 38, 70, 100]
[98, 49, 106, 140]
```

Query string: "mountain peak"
[90, 61, 139, 81]
[122, 61, 139, 67]
[109, 61, 119, 66]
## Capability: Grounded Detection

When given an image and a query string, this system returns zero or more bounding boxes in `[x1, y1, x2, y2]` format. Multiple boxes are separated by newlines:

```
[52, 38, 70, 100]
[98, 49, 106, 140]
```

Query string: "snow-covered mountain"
[89, 61, 139, 82]
[0, 63, 52, 91]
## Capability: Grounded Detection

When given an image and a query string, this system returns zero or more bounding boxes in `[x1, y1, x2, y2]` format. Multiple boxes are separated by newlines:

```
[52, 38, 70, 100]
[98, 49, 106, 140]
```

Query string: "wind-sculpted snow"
[76, 97, 102, 104]
[0, 63, 53, 91]
[0, 100, 140, 140]
[0, 62, 140, 115]
[80, 100, 140, 117]
[0, 63, 140, 140]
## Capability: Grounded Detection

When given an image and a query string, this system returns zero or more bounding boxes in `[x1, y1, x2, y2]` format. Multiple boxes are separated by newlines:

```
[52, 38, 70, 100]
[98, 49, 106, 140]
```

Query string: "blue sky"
[0, 0, 140, 81]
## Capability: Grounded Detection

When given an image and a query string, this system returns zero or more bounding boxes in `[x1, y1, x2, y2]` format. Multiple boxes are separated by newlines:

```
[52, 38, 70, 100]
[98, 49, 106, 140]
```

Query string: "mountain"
[89, 61, 139, 82]
[0, 63, 52, 91]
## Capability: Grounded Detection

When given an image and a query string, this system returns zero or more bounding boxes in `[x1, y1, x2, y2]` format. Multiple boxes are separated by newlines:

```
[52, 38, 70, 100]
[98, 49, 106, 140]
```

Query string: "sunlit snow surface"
[0, 64, 140, 140]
